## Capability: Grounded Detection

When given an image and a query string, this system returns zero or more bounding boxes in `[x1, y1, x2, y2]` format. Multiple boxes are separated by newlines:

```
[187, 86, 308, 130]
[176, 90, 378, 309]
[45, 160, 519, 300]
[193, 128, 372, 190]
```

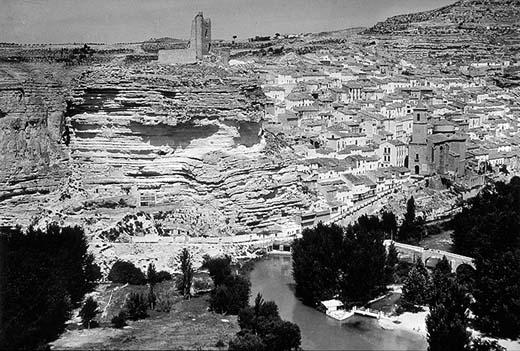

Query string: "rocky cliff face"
[365, 0, 520, 35]
[0, 62, 310, 242]
[0, 64, 72, 224]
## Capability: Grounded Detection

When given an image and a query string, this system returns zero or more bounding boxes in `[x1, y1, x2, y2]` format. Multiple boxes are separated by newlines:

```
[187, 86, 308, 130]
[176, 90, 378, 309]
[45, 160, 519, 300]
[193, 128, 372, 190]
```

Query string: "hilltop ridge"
[365, 0, 520, 35]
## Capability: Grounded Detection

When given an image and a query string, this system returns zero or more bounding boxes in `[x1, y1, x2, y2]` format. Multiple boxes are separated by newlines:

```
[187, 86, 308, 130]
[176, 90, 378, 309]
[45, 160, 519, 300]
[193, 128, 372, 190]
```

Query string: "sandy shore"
[378, 308, 429, 337]
[379, 309, 520, 350]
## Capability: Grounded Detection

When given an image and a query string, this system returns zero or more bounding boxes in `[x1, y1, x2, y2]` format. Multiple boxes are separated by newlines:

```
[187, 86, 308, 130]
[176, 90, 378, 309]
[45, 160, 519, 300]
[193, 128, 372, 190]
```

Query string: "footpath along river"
[248, 254, 427, 350]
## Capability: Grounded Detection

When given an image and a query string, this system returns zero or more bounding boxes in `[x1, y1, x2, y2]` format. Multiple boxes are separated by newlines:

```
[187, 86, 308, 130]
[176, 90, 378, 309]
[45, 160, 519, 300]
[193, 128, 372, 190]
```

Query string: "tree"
[384, 242, 399, 284]
[229, 332, 266, 351]
[398, 196, 425, 244]
[451, 178, 520, 338]
[402, 259, 431, 308]
[108, 261, 146, 285]
[426, 278, 471, 351]
[259, 319, 301, 351]
[146, 263, 157, 286]
[202, 256, 232, 286]
[293, 218, 388, 306]
[111, 311, 127, 328]
[468, 338, 505, 351]
[239, 294, 280, 332]
[177, 248, 194, 299]
[236, 294, 301, 351]
[210, 274, 250, 314]
[405, 196, 416, 223]
[84, 253, 102, 290]
[381, 211, 398, 239]
[0, 225, 98, 349]
[147, 285, 157, 310]
[429, 256, 453, 304]
[155, 271, 172, 282]
[124, 292, 148, 320]
[472, 250, 520, 339]
[341, 215, 387, 304]
[292, 223, 344, 305]
[79, 296, 99, 329]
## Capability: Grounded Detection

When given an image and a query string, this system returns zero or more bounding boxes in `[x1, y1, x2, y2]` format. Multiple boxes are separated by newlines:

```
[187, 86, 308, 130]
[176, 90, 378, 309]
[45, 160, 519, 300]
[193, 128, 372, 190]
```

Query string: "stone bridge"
[384, 240, 475, 271]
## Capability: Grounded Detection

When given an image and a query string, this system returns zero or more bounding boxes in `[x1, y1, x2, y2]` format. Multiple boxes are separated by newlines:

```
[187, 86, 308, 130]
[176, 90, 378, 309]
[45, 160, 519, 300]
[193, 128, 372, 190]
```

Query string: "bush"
[210, 275, 250, 315]
[155, 294, 174, 313]
[229, 332, 266, 351]
[124, 292, 148, 320]
[111, 311, 127, 328]
[108, 261, 147, 285]
[202, 256, 232, 286]
[79, 296, 99, 328]
[156, 271, 172, 282]
[235, 294, 301, 351]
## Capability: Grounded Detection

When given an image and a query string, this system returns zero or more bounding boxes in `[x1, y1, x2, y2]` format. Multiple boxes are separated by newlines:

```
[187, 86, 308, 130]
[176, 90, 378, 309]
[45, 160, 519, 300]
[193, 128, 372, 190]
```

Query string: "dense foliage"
[210, 274, 251, 314]
[426, 260, 471, 351]
[123, 292, 149, 321]
[292, 217, 392, 307]
[401, 259, 431, 309]
[451, 177, 520, 339]
[205, 255, 251, 315]
[107, 260, 147, 285]
[231, 294, 301, 351]
[202, 255, 232, 286]
[0, 224, 101, 349]
[425, 258, 506, 351]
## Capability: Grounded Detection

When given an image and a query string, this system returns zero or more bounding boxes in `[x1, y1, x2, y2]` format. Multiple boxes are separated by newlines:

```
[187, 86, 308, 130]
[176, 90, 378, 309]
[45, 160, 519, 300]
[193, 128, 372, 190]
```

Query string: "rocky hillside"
[0, 61, 312, 243]
[365, 0, 520, 35]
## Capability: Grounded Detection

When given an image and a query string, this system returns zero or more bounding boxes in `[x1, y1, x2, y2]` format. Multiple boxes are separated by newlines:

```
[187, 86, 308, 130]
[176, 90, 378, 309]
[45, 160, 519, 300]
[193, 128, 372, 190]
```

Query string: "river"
[248, 254, 427, 350]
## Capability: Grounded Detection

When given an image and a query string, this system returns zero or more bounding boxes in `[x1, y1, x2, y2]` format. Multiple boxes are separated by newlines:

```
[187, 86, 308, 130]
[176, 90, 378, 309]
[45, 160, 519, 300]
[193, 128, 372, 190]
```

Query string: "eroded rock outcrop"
[0, 62, 311, 248]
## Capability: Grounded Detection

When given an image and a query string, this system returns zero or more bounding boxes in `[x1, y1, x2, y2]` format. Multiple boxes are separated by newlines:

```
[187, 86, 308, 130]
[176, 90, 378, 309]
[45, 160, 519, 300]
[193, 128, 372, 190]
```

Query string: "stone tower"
[190, 12, 211, 60]
[408, 103, 429, 175]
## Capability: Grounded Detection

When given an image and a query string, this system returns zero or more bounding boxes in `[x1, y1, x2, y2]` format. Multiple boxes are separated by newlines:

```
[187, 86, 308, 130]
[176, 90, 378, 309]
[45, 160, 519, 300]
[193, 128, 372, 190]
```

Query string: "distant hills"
[364, 0, 520, 35]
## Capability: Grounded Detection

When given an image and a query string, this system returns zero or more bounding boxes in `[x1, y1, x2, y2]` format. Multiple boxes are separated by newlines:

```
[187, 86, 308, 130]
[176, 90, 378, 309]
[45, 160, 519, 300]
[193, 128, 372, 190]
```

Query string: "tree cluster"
[450, 177, 520, 339]
[292, 217, 395, 307]
[229, 294, 301, 351]
[425, 257, 505, 351]
[108, 260, 147, 285]
[397, 196, 426, 244]
[0, 224, 101, 349]
[203, 256, 251, 315]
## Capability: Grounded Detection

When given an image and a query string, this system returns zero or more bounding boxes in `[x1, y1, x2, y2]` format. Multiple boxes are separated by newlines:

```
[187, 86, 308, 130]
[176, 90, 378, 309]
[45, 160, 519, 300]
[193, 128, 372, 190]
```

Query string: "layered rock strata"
[0, 62, 311, 249]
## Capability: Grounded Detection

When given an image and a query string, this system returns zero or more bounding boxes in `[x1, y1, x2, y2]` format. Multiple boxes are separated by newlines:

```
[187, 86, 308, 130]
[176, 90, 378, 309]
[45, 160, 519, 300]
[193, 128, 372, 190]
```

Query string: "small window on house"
[417, 113, 420, 121]
[415, 153, 419, 161]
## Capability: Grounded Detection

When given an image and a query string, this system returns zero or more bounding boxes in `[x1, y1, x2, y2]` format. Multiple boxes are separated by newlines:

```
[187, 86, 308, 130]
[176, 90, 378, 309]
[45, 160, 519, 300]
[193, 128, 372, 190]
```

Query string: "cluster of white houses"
[257, 48, 520, 221]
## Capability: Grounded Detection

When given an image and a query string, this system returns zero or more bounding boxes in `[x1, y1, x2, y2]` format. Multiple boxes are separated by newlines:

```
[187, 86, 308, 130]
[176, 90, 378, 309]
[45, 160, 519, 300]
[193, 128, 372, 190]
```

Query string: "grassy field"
[51, 281, 239, 350]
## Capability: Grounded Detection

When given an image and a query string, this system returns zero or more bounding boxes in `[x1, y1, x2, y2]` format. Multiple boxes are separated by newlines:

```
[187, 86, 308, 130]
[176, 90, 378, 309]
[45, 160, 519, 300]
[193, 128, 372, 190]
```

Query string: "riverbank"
[378, 309, 428, 337]
[249, 255, 427, 350]
[50, 286, 239, 350]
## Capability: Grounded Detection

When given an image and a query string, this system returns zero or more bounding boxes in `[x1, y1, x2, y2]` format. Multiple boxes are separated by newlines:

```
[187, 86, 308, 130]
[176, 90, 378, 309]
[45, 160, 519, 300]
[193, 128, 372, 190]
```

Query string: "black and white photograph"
[0, 0, 519, 350]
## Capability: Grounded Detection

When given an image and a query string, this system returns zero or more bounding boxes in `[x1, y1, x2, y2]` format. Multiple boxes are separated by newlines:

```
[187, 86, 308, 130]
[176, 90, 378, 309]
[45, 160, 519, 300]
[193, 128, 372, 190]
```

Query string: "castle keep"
[158, 12, 211, 64]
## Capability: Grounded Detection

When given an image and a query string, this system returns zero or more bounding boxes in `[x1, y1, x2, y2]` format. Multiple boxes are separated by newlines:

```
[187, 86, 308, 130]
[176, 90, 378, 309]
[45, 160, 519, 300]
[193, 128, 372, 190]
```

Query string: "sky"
[0, 0, 455, 44]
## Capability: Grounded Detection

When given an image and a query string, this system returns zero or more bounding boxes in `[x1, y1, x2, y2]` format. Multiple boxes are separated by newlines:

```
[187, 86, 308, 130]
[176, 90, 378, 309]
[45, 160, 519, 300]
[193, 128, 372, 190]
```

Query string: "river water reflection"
[248, 255, 427, 350]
